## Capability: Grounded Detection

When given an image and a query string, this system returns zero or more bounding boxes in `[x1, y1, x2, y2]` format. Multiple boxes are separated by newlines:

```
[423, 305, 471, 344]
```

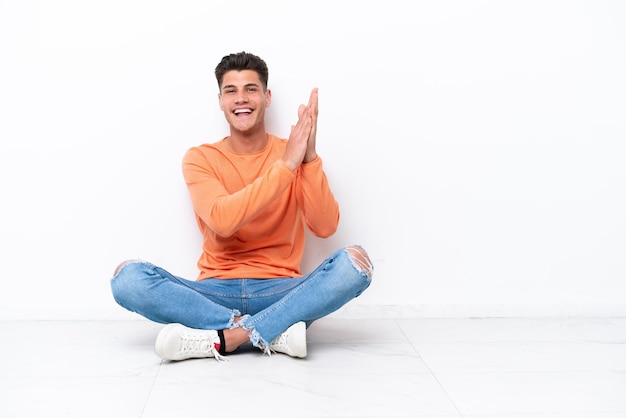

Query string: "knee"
[110, 260, 151, 304]
[337, 245, 373, 298]
[113, 259, 139, 277]
[345, 245, 373, 279]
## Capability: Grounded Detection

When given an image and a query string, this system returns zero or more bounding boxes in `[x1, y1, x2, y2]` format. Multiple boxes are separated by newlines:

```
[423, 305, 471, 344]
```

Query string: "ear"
[265, 88, 272, 108]
[218, 93, 224, 111]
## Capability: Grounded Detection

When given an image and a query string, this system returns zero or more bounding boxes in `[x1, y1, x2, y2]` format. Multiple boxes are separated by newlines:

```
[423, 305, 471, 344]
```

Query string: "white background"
[1, 0, 625, 319]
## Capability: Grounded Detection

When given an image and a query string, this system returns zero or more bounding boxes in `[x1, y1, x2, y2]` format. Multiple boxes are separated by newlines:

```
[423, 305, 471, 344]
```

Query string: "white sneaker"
[269, 321, 307, 358]
[155, 323, 226, 361]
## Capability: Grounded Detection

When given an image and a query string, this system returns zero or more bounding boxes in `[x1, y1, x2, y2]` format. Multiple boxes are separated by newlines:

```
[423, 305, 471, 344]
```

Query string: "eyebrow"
[222, 82, 260, 91]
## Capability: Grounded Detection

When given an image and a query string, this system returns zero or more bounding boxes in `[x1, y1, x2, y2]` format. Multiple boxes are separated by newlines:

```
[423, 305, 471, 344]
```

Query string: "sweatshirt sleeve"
[296, 156, 340, 238]
[182, 147, 296, 238]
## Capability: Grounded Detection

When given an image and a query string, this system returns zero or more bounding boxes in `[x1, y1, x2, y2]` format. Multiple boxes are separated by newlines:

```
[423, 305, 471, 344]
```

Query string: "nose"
[235, 91, 249, 103]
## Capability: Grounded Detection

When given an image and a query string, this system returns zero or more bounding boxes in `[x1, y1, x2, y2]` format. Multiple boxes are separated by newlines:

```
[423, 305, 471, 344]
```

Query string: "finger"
[291, 109, 312, 138]
[309, 88, 319, 111]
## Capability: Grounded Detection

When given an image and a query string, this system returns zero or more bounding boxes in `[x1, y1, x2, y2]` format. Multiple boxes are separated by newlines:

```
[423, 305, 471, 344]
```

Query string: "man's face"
[218, 69, 271, 135]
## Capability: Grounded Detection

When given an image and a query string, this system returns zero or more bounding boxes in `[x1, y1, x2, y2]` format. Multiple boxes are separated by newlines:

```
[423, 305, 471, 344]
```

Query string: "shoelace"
[269, 332, 288, 353]
[180, 334, 227, 361]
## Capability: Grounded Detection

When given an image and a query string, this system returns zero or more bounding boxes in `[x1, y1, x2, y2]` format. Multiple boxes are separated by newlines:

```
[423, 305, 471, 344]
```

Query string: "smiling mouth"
[234, 109, 252, 116]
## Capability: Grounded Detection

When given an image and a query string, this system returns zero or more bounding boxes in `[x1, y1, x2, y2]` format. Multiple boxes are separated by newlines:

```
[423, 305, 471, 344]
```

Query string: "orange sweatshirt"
[182, 134, 340, 280]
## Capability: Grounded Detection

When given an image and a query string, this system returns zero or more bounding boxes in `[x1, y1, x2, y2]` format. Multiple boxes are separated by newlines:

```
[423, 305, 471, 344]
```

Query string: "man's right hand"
[282, 102, 313, 171]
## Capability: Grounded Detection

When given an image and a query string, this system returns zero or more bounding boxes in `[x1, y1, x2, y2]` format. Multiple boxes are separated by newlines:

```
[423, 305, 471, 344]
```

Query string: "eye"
[247, 87, 258, 93]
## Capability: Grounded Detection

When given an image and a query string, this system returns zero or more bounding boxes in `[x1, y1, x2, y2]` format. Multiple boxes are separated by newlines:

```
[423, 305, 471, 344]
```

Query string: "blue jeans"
[110, 245, 372, 351]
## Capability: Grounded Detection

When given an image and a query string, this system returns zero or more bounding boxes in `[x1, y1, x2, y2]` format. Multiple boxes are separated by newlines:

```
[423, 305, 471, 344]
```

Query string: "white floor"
[1, 317, 626, 418]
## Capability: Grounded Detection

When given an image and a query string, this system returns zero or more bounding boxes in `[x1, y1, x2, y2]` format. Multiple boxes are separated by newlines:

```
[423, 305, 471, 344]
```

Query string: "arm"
[182, 148, 296, 238]
[297, 157, 340, 238]
[294, 89, 340, 237]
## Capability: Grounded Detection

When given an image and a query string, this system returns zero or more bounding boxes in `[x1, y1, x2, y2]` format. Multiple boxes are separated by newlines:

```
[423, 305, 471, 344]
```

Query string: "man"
[111, 51, 372, 361]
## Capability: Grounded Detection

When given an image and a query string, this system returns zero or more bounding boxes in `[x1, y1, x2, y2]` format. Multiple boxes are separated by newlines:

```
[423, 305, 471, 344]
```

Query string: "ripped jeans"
[110, 245, 372, 352]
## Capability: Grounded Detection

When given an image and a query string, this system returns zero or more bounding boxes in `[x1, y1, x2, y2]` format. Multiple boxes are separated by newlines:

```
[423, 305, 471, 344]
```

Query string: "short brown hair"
[214, 51, 269, 90]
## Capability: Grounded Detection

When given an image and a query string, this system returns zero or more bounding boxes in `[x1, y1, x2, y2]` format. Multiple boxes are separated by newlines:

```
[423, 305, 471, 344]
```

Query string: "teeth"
[234, 109, 251, 114]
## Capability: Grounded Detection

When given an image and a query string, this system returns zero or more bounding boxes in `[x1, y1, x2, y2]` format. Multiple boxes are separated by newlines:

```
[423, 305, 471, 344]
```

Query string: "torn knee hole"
[113, 259, 139, 276]
[346, 246, 373, 277]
